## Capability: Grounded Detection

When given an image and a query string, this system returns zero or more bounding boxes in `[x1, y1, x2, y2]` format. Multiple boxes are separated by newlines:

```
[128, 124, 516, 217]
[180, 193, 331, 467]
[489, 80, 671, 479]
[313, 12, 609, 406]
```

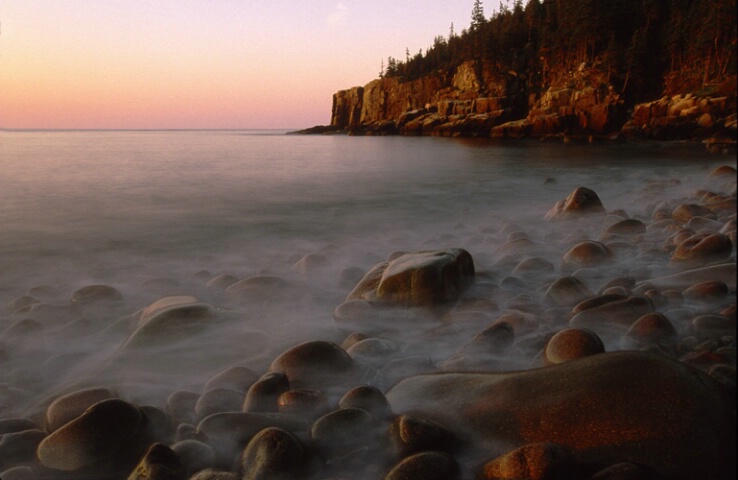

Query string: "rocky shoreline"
[294, 62, 737, 150]
[1, 163, 736, 479]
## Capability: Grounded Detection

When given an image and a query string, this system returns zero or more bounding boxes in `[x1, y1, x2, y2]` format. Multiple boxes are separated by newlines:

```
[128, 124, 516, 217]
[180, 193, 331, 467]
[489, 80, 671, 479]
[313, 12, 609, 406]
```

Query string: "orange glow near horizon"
[1, 1, 480, 130]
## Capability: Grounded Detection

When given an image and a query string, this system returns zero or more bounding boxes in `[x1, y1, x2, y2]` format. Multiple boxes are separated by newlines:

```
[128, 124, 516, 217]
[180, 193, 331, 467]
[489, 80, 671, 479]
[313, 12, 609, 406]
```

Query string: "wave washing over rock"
[0, 134, 736, 479]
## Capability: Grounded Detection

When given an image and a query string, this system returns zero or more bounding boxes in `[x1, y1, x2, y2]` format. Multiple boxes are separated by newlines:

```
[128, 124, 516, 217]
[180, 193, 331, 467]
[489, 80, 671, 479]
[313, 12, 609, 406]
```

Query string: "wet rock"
[188, 470, 238, 480]
[70, 284, 124, 316]
[346, 338, 400, 368]
[0, 418, 40, 435]
[691, 315, 736, 339]
[225, 275, 291, 301]
[480, 442, 574, 480]
[544, 276, 594, 307]
[602, 219, 646, 237]
[291, 253, 330, 275]
[45, 386, 119, 432]
[243, 371, 290, 413]
[562, 241, 613, 270]
[569, 295, 654, 337]
[204, 366, 259, 393]
[239, 427, 308, 480]
[127, 443, 185, 480]
[346, 249, 475, 307]
[0, 428, 46, 468]
[277, 389, 329, 418]
[545, 187, 606, 220]
[269, 340, 357, 390]
[671, 204, 716, 224]
[195, 388, 246, 420]
[543, 328, 605, 365]
[642, 263, 736, 290]
[170, 439, 216, 477]
[383, 451, 460, 480]
[338, 385, 392, 420]
[389, 414, 458, 458]
[387, 351, 736, 480]
[166, 390, 200, 426]
[682, 280, 729, 302]
[37, 398, 150, 474]
[621, 313, 678, 349]
[205, 273, 239, 292]
[311, 407, 382, 458]
[670, 233, 733, 267]
[440, 322, 515, 371]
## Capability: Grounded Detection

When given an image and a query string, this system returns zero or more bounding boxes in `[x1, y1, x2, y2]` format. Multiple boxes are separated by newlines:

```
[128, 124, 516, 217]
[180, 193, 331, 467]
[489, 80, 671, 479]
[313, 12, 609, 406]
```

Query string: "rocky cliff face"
[326, 60, 736, 143]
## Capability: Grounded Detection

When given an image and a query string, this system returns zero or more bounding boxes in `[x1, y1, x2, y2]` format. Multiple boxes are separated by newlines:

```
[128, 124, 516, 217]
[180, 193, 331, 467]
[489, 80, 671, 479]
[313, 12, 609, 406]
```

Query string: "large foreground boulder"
[386, 351, 735, 480]
[345, 249, 475, 307]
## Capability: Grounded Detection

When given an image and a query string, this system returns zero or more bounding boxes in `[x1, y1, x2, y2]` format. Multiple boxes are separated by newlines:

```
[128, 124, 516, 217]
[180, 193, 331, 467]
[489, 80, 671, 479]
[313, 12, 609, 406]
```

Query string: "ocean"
[0, 129, 734, 413]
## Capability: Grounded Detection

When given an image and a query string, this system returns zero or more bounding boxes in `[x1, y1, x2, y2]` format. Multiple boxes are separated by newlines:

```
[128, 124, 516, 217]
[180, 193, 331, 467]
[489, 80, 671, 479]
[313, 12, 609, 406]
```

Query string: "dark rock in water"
[0, 428, 47, 468]
[70, 284, 124, 316]
[37, 398, 152, 474]
[45, 386, 119, 432]
[383, 451, 460, 480]
[166, 390, 200, 426]
[561, 241, 613, 270]
[544, 276, 594, 307]
[569, 295, 653, 337]
[243, 371, 290, 413]
[671, 203, 716, 224]
[170, 440, 216, 477]
[389, 414, 458, 458]
[440, 322, 515, 371]
[602, 218, 647, 237]
[479, 442, 574, 480]
[311, 407, 381, 455]
[239, 427, 308, 480]
[386, 351, 736, 480]
[338, 385, 392, 420]
[204, 366, 259, 393]
[195, 388, 245, 420]
[269, 340, 357, 390]
[543, 328, 605, 365]
[670, 233, 733, 267]
[0, 418, 41, 435]
[127, 443, 185, 480]
[545, 187, 606, 220]
[346, 248, 475, 307]
[682, 280, 730, 302]
[620, 313, 678, 349]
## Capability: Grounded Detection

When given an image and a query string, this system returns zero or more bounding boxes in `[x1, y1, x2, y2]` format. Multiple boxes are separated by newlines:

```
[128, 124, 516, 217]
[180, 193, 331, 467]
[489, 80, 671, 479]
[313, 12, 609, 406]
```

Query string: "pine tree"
[471, 0, 486, 30]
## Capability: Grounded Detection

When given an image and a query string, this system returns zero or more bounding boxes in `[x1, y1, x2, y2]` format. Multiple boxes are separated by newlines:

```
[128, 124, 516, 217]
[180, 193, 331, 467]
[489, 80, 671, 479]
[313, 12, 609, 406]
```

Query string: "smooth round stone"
[70, 284, 124, 314]
[602, 218, 646, 237]
[338, 385, 392, 420]
[561, 241, 613, 269]
[543, 328, 605, 365]
[195, 388, 245, 420]
[204, 366, 259, 393]
[544, 276, 594, 307]
[480, 442, 573, 480]
[225, 275, 290, 301]
[671, 203, 716, 224]
[243, 371, 290, 413]
[691, 315, 735, 339]
[205, 273, 239, 292]
[171, 439, 217, 477]
[277, 389, 329, 418]
[0, 429, 47, 467]
[166, 390, 200, 426]
[269, 340, 357, 390]
[0, 418, 40, 435]
[569, 295, 654, 337]
[389, 414, 458, 457]
[340, 332, 370, 350]
[545, 186, 606, 220]
[139, 405, 173, 444]
[670, 233, 733, 266]
[512, 257, 555, 276]
[621, 313, 678, 349]
[189, 470, 238, 480]
[37, 398, 148, 472]
[45, 387, 118, 432]
[127, 442, 184, 480]
[291, 253, 330, 275]
[311, 407, 380, 452]
[682, 280, 729, 302]
[346, 338, 400, 368]
[383, 451, 460, 480]
[239, 427, 307, 480]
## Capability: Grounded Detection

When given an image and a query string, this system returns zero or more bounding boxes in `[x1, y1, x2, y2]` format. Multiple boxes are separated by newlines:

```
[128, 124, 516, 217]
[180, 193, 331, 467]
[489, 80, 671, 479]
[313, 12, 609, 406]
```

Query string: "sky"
[0, 1, 502, 130]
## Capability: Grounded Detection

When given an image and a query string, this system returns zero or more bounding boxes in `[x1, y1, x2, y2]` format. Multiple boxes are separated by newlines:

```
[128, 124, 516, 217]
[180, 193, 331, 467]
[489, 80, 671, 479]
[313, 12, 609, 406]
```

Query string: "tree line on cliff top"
[381, 0, 736, 104]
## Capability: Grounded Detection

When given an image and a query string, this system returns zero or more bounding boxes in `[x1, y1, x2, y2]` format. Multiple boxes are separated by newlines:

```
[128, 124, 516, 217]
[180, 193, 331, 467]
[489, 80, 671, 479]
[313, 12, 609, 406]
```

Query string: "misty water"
[0, 130, 735, 419]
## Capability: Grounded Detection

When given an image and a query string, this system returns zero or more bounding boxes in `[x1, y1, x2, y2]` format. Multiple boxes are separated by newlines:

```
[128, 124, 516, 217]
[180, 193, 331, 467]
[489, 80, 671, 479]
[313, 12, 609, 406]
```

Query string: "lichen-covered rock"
[386, 351, 736, 480]
[346, 248, 475, 307]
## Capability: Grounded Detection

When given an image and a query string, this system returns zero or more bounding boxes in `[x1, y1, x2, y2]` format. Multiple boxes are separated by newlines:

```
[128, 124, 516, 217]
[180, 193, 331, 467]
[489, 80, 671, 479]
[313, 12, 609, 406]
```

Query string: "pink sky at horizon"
[0, 1, 503, 130]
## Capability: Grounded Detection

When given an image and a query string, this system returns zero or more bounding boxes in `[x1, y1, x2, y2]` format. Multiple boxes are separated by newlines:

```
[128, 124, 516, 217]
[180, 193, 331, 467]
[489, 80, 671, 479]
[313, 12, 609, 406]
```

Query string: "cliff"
[322, 60, 736, 143]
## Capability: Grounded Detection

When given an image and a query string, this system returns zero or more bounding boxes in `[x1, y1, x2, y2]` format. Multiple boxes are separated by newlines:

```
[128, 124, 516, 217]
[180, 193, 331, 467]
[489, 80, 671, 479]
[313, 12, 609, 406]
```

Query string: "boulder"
[386, 351, 736, 480]
[545, 187, 606, 220]
[346, 249, 475, 307]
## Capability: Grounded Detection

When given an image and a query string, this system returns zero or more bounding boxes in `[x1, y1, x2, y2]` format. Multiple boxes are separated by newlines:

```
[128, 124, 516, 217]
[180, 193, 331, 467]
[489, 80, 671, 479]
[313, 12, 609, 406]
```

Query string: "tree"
[471, 0, 486, 30]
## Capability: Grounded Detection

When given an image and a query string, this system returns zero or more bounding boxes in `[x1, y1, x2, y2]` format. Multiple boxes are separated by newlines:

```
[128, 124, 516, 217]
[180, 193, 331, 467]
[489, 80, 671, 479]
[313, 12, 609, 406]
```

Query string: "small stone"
[204, 366, 259, 393]
[544, 276, 594, 307]
[311, 407, 380, 454]
[562, 241, 613, 269]
[195, 388, 245, 420]
[389, 414, 458, 457]
[383, 451, 460, 480]
[170, 439, 216, 477]
[45, 387, 118, 432]
[277, 389, 329, 418]
[243, 371, 290, 413]
[683, 280, 729, 302]
[338, 385, 392, 419]
[621, 313, 678, 349]
[671, 233, 733, 267]
[127, 443, 185, 480]
[269, 340, 356, 390]
[544, 328, 605, 365]
[480, 442, 573, 480]
[545, 187, 606, 220]
[239, 427, 307, 480]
